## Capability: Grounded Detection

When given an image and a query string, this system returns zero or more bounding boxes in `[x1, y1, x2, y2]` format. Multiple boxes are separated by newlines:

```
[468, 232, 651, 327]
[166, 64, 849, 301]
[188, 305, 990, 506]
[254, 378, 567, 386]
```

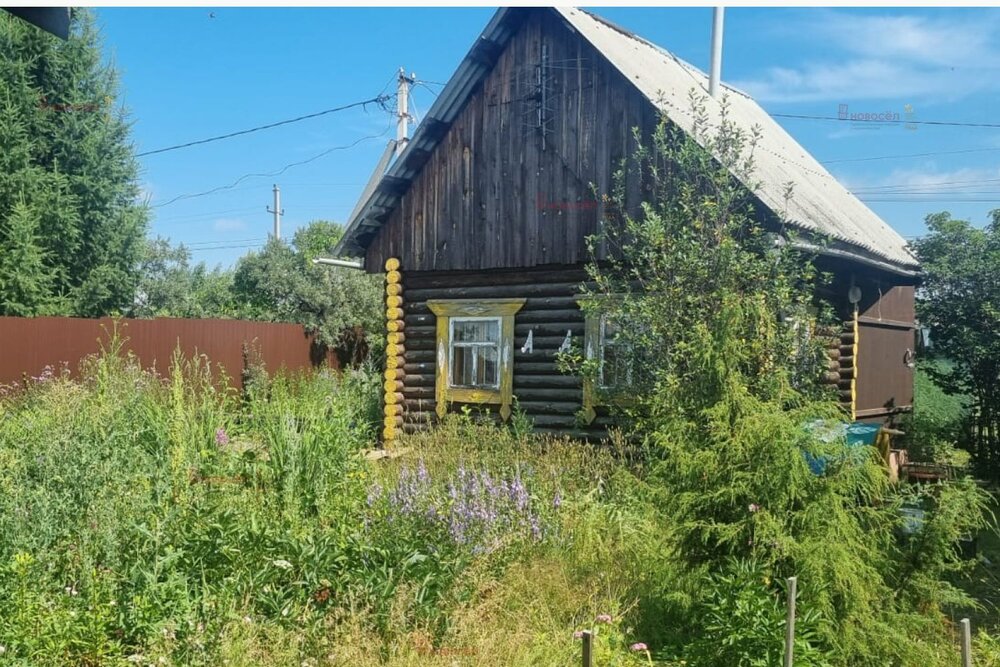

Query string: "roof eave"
[334, 7, 523, 260]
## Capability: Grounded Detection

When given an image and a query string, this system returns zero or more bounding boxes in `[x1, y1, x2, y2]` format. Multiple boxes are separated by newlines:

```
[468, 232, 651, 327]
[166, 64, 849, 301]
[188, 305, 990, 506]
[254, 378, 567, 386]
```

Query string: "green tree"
[291, 219, 344, 261]
[910, 211, 1000, 476]
[580, 96, 989, 665]
[231, 221, 381, 353]
[0, 199, 53, 316]
[0, 9, 148, 317]
[130, 237, 235, 319]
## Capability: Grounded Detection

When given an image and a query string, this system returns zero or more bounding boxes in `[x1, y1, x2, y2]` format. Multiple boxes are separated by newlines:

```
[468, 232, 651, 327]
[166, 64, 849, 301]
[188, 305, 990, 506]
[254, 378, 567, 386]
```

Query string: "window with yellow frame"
[427, 298, 525, 421]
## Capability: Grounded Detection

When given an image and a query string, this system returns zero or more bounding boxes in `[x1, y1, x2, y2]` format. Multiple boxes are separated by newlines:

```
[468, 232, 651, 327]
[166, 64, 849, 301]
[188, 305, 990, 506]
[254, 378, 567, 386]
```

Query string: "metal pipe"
[312, 257, 363, 270]
[787, 238, 922, 278]
[709, 7, 725, 98]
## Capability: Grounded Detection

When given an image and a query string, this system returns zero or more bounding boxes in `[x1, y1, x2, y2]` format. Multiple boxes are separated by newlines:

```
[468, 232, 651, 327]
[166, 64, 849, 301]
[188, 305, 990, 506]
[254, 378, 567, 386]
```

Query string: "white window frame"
[597, 313, 632, 390]
[448, 316, 503, 390]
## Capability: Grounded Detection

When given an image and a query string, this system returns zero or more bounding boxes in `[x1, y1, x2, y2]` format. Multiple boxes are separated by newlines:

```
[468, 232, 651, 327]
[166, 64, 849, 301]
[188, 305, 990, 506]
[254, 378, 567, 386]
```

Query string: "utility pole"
[267, 183, 283, 240]
[396, 67, 414, 155]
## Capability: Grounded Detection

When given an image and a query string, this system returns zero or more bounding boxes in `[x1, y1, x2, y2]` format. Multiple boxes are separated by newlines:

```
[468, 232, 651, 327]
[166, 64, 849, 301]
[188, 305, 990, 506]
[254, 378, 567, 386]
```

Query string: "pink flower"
[573, 630, 585, 639]
[630, 642, 648, 652]
[595, 614, 612, 624]
[748, 503, 761, 513]
[215, 428, 229, 445]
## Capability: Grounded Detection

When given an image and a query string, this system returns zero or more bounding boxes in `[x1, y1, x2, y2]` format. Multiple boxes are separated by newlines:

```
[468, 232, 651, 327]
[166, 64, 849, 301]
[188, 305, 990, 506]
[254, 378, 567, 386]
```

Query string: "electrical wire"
[822, 146, 1000, 165]
[188, 242, 265, 252]
[415, 81, 441, 97]
[151, 120, 393, 209]
[183, 237, 267, 247]
[851, 177, 1000, 193]
[771, 112, 1000, 129]
[153, 206, 261, 224]
[137, 94, 393, 157]
[861, 198, 1000, 203]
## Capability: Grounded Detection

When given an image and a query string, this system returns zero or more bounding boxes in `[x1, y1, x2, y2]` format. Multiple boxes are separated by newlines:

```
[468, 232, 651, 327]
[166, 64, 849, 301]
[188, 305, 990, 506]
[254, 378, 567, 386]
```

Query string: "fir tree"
[0, 9, 147, 316]
[0, 199, 52, 316]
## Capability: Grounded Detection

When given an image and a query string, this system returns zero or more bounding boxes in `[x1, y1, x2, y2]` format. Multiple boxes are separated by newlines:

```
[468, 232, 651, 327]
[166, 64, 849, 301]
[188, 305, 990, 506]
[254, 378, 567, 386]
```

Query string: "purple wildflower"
[530, 514, 542, 541]
[630, 642, 648, 652]
[573, 630, 585, 639]
[595, 614, 612, 624]
[366, 483, 383, 508]
[748, 503, 761, 513]
[416, 459, 430, 486]
[215, 428, 229, 445]
[553, 491, 562, 509]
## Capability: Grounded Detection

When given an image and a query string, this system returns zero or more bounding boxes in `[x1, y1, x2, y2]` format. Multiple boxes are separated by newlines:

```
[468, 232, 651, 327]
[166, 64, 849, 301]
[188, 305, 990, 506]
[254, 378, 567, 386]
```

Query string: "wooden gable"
[364, 9, 658, 273]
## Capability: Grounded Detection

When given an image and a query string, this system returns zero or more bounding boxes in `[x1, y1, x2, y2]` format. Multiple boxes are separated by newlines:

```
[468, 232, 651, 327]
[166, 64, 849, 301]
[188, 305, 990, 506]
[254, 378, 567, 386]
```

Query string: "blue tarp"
[802, 421, 880, 475]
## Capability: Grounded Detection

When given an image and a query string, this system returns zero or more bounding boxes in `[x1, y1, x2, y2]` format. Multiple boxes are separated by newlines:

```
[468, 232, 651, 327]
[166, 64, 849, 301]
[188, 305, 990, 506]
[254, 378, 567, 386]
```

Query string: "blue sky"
[96, 6, 1000, 268]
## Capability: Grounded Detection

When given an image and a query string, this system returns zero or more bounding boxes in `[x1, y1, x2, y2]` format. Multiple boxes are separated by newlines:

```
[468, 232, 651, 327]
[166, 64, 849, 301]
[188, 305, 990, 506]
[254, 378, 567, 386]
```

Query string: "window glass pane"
[453, 319, 499, 343]
[476, 345, 498, 386]
[451, 340, 499, 388]
[600, 316, 629, 388]
[452, 346, 475, 386]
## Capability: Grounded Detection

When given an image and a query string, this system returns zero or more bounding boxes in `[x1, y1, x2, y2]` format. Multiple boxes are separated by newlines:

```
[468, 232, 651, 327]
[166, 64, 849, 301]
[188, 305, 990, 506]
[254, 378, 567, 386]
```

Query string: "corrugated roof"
[337, 7, 919, 272]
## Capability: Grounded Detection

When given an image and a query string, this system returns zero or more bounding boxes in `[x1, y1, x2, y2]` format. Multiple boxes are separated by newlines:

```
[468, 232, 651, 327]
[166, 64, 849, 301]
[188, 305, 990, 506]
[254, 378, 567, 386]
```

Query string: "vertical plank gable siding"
[399, 267, 610, 438]
[366, 10, 652, 273]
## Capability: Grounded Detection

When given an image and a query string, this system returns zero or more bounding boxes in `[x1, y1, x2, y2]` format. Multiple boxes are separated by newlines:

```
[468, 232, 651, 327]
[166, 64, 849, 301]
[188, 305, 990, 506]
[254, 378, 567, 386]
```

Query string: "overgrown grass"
[0, 345, 995, 666]
[0, 348, 658, 665]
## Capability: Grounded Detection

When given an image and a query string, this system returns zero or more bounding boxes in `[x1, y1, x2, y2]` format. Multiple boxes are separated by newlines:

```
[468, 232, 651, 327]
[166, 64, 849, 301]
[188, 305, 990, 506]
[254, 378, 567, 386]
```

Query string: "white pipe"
[312, 257, 363, 270]
[709, 7, 725, 98]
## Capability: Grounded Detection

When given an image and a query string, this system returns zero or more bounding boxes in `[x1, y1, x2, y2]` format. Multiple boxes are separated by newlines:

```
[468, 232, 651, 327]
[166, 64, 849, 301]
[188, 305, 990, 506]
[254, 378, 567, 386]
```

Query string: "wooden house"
[335, 7, 921, 442]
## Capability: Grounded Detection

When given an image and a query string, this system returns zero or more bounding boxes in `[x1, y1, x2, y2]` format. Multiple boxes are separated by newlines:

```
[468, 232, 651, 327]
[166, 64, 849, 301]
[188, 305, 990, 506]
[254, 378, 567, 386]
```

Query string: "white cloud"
[213, 218, 248, 232]
[732, 10, 1000, 103]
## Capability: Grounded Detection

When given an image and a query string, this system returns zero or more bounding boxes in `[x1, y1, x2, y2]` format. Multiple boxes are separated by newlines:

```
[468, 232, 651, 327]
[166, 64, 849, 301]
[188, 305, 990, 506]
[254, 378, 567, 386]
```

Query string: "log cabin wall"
[360, 7, 919, 434]
[364, 9, 656, 273]
[399, 265, 612, 439]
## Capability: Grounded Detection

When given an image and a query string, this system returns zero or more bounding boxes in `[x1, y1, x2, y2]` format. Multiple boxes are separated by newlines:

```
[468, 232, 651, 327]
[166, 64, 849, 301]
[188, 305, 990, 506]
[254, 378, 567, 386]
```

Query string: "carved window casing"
[428, 299, 525, 420]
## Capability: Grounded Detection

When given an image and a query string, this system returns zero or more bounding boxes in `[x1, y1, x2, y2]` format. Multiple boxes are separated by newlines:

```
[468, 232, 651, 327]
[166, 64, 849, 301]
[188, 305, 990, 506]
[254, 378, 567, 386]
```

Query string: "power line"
[137, 94, 393, 157]
[857, 191, 1000, 196]
[188, 242, 265, 252]
[183, 237, 267, 247]
[851, 177, 1000, 193]
[151, 121, 393, 209]
[822, 146, 1000, 165]
[771, 112, 1000, 130]
[415, 81, 441, 97]
[861, 198, 1000, 203]
[153, 206, 261, 224]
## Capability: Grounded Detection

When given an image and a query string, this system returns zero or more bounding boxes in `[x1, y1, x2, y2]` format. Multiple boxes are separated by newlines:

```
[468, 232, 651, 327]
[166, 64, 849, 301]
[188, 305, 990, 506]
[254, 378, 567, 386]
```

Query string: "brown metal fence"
[0, 316, 337, 389]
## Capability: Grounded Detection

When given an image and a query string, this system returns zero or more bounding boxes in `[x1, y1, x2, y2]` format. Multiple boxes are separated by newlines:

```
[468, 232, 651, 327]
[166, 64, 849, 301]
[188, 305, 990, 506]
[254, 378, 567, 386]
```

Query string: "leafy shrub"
[684, 559, 830, 667]
[904, 363, 971, 465]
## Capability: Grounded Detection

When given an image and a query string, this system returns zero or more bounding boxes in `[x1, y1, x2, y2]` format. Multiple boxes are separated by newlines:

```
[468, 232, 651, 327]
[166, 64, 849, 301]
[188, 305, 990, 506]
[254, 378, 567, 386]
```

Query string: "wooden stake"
[961, 618, 972, 667]
[581, 630, 592, 667]
[784, 576, 797, 667]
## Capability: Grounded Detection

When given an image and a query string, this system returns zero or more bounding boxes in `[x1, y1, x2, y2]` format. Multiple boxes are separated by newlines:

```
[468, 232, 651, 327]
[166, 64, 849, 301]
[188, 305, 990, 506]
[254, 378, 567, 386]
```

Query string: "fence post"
[784, 576, 797, 667]
[581, 630, 593, 667]
[961, 618, 972, 667]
